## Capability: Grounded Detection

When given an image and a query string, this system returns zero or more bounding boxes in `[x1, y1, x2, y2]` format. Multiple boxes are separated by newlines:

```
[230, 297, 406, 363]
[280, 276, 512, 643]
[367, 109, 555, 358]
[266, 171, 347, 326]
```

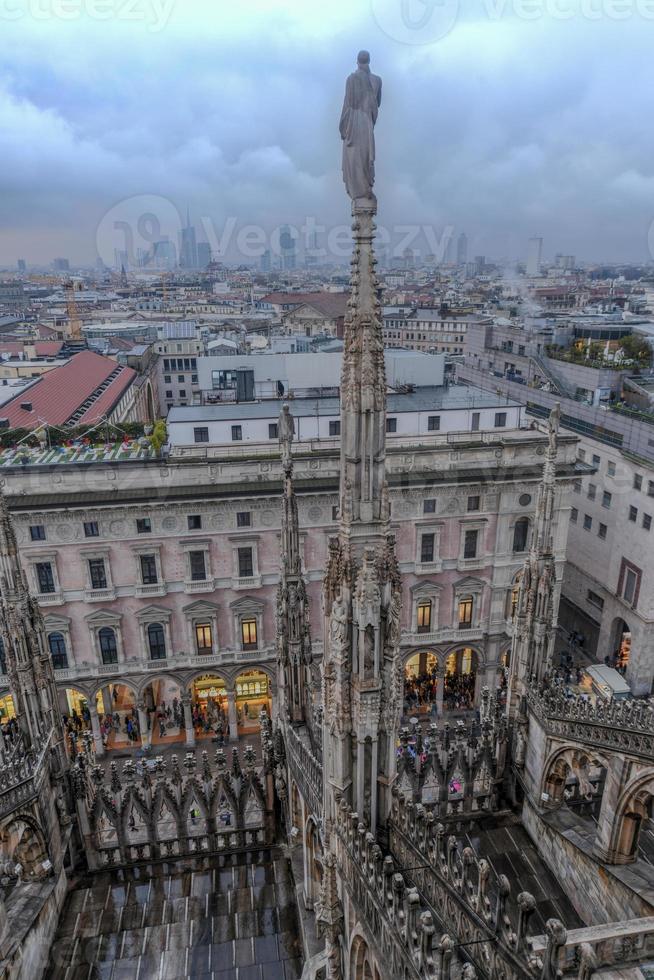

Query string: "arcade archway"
[235, 669, 272, 732]
[443, 647, 477, 711]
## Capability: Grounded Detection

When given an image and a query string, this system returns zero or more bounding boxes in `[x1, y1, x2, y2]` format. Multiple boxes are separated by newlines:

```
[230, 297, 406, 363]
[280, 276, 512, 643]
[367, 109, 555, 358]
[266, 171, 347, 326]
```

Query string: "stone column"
[182, 695, 195, 748]
[137, 702, 150, 749]
[88, 703, 105, 758]
[370, 739, 379, 834]
[436, 670, 445, 719]
[102, 686, 113, 716]
[226, 689, 238, 741]
[356, 739, 365, 816]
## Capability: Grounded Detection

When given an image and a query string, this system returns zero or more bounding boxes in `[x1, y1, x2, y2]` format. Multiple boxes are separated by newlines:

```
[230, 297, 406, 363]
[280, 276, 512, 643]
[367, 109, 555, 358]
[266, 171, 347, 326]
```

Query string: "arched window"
[147, 623, 166, 660]
[48, 631, 68, 669]
[417, 599, 432, 633]
[513, 517, 530, 553]
[98, 627, 118, 665]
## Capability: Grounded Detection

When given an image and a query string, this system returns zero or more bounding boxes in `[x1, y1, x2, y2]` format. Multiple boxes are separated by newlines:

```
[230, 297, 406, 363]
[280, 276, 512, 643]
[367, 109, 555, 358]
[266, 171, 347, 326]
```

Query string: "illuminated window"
[458, 597, 473, 629]
[417, 600, 432, 632]
[461, 647, 473, 673]
[241, 619, 258, 648]
[195, 623, 213, 654]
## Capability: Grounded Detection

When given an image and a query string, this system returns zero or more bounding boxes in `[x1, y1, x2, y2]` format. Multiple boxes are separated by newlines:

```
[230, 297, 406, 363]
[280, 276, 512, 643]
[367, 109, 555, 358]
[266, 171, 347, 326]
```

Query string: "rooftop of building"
[0, 350, 137, 429]
[167, 384, 520, 424]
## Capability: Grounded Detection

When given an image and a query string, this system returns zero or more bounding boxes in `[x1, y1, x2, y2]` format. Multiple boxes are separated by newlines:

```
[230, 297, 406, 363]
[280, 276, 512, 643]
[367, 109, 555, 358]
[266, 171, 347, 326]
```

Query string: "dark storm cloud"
[1, 0, 653, 264]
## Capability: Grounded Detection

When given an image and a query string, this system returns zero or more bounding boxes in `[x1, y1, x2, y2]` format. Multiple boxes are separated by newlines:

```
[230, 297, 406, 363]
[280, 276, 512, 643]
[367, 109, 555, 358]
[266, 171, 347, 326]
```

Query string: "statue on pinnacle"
[339, 50, 382, 208]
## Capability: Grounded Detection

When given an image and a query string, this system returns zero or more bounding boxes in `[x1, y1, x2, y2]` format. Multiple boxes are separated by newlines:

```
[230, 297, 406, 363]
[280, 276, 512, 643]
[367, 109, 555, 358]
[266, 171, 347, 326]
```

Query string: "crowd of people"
[403, 667, 479, 718]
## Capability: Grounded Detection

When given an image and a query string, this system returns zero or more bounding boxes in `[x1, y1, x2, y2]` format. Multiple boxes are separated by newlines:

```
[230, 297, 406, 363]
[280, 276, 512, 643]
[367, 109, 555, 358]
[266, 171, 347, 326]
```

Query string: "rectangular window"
[417, 600, 432, 632]
[194, 427, 209, 444]
[587, 590, 604, 609]
[195, 623, 213, 655]
[140, 554, 158, 585]
[136, 518, 151, 534]
[187, 515, 202, 530]
[231, 425, 243, 441]
[607, 461, 616, 476]
[427, 415, 440, 431]
[423, 499, 436, 514]
[570, 507, 578, 523]
[35, 562, 55, 594]
[329, 420, 341, 436]
[644, 514, 652, 531]
[467, 495, 480, 512]
[587, 483, 596, 500]
[634, 474, 642, 491]
[241, 619, 258, 648]
[602, 491, 612, 509]
[268, 423, 278, 439]
[649, 481, 654, 498]
[629, 506, 638, 522]
[494, 412, 507, 428]
[598, 522, 607, 539]
[578, 449, 586, 461]
[464, 528, 478, 559]
[583, 514, 592, 531]
[420, 533, 435, 564]
[84, 522, 99, 538]
[236, 511, 251, 528]
[164, 374, 171, 383]
[471, 412, 480, 432]
[332, 505, 338, 521]
[238, 547, 254, 578]
[573, 480, 581, 494]
[177, 374, 184, 383]
[458, 598, 473, 629]
[179, 390, 187, 399]
[30, 525, 46, 541]
[592, 454, 600, 467]
[386, 417, 397, 433]
[88, 559, 107, 591]
[623, 569, 638, 605]
[189, 550, 207, 581]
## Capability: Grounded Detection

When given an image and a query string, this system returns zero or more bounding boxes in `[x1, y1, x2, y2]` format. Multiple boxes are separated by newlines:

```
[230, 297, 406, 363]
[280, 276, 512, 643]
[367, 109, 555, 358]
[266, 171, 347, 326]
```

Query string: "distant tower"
[507, 404, 560, 718]
[526, 237, 543, 276]
[0, 490, 67, 772]
[260, 249, 272, 273]
[17, 259, 26, 273]
[279, 226, 297, 271]
[197, 242, 211, 269]
[456, 232, 468, 266]
[180, 207, 198, 269]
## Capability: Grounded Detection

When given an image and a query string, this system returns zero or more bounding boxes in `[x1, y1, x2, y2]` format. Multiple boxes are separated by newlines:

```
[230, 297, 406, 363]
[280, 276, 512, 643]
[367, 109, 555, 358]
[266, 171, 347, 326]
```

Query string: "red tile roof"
[1, 350, 136, 429]
[34, 341, 64, 357]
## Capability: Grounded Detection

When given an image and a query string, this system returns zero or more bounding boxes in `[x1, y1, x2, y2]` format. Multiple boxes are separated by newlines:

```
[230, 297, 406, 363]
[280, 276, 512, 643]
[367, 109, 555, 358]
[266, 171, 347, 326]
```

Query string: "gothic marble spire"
[0, 488, 67, 770]
[322, 55, 402, 845]
[276, 404, 312, 725]
[507, 404, 560, 716]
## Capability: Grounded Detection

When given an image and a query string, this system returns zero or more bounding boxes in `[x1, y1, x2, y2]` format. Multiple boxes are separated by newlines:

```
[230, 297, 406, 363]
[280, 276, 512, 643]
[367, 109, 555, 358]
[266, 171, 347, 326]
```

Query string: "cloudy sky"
[1, 0, 653, 267]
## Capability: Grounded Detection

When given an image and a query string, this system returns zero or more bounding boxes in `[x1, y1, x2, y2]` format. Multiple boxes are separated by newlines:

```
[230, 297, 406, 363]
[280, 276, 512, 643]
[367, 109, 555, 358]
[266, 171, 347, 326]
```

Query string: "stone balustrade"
[527, 685, 654, 760]
[529, 916, 654, 976]
[0, 730, 52, 819]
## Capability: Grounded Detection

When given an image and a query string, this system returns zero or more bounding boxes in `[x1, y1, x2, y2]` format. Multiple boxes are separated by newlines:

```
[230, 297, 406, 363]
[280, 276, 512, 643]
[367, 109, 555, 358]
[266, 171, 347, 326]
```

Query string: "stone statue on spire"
[339, 51, 382, 206]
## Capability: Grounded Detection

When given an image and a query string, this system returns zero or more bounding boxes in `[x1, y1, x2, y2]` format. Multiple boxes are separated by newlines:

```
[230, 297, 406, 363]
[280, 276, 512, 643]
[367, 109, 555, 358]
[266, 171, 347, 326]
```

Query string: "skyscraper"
[279, 225, 296, 271]
[260, 249, 272, 273]
[53, 257, 70, 271]
[16, 259, 26, 273]
[456, 232, 468, 266]
[526, 236, 543, 276]
[179, 207, 198, 269]
[197, 242, 211, 269]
